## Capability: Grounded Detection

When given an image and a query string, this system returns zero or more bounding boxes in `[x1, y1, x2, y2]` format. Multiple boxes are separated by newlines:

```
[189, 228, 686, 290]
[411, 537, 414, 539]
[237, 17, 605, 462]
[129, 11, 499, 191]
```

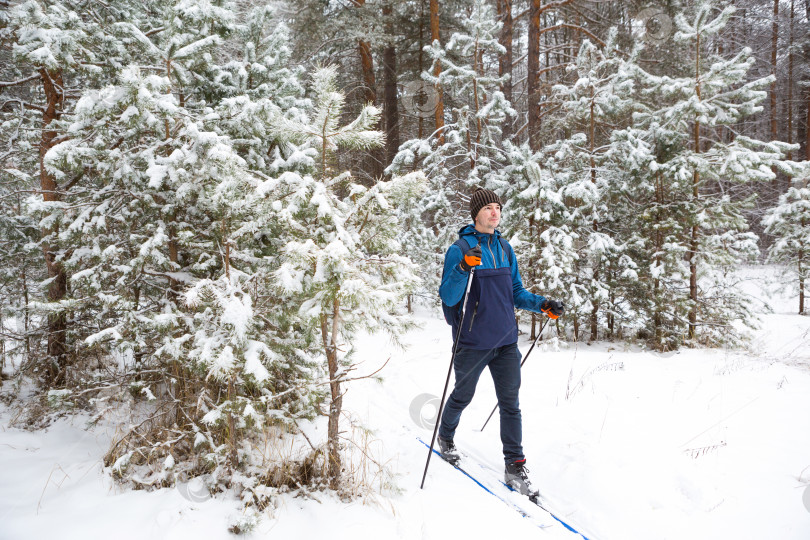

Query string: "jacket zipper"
[468, 302, 479, 331]
[487, 236, 497, 269]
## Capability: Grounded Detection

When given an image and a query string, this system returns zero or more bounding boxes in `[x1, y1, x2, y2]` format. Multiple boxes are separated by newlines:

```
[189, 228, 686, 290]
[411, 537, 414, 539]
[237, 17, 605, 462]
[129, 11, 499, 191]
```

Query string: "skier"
[438, 187, 565, 496]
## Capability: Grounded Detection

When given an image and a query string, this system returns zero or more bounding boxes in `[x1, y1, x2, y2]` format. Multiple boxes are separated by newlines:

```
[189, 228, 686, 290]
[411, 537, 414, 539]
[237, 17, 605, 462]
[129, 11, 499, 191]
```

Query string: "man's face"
[475, 203, 501, 230]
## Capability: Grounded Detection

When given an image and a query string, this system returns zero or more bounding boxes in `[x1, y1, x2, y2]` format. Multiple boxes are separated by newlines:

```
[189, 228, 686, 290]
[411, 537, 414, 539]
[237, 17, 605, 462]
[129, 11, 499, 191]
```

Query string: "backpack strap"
[498, 237, 514, 266]
[453, 236, 473, 253]
[440, 236, 474, 325]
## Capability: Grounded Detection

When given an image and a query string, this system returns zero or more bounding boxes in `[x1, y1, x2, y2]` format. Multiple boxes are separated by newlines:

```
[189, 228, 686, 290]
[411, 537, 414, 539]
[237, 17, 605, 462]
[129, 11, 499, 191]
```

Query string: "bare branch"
[515, 0, 576, 20]
[539, 23, 606, 47]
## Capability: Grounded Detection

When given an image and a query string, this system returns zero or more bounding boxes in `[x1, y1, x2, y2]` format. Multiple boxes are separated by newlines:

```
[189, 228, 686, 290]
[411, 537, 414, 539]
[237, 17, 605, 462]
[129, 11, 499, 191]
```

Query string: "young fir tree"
[271, 66, 420, 490]
[43, 0, 240, 408]
[540, 34, 638, 341]
[40, 1, 325, 492]
[0, 171, 41, 366]
[497, 145, 579, 339]
[762, 174, 810, 315]
[622, 3, 797, 348]
[205, 6, 310, 171]
[3, 0, 119, 386]
[387, 0, 515, 297]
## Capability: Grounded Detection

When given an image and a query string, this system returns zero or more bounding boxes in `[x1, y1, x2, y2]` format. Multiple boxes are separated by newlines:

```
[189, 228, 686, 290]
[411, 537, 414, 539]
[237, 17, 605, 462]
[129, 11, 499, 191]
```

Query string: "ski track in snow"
[1, 265, 810, 539]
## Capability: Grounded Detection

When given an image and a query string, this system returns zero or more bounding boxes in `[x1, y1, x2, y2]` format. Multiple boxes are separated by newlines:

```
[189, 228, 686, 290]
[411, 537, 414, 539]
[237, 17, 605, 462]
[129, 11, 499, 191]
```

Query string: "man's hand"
[459, 244, 482, 272]
[541, 299, 565, 319]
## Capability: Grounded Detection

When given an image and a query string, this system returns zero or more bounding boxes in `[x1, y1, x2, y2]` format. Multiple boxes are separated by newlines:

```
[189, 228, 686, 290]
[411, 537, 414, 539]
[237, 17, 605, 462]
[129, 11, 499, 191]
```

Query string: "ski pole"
[478, 315, 551, 432]
[420, 267, 476, 489]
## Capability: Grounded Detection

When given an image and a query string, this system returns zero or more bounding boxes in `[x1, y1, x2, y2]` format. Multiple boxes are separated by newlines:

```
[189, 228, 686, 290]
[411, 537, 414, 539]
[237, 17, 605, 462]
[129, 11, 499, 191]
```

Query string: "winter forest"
[1, 0, 809, 538]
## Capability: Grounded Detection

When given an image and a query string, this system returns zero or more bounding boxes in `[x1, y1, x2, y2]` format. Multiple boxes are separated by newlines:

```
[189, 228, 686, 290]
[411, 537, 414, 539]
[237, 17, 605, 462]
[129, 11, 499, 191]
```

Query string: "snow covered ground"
[2, 265, 809, 539]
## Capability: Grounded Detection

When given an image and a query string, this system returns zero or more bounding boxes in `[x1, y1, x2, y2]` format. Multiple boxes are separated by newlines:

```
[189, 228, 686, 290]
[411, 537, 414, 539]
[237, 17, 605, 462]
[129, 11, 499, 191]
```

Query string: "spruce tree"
[37, 0, 327, 493]
[540, 34, 637, 341]
[388, 0, 514, 296]
[271, 65, 420, 490]
[3, 0, 113, 386]
[623, 3, 797, 348]
[762, 174, 810, 315]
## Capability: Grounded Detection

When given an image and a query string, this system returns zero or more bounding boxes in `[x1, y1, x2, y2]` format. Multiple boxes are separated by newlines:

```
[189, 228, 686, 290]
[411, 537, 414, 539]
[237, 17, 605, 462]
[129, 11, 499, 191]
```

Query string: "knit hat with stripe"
[469, 187, 502, 221]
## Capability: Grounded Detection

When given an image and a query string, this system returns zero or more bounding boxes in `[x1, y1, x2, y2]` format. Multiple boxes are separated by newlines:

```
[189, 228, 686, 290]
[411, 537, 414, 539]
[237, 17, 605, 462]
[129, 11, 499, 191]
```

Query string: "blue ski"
[418, 437, 553, 529]
[418, 437, 594, 540]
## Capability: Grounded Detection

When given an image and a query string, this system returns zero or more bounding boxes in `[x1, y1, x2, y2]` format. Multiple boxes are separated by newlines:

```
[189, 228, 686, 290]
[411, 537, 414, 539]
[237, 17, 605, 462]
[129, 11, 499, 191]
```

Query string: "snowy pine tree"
[539, 34, 638, 341]
[33, 1, 327, 493]
[762, 173, 810, 315]
[271, 65, 420, 490]
[3, 0, 117, 385]
[0, 171, 40, 366]
[387, 0, 515, 299]
[621, 3, 797, 348]
[496, 143, 578, 339]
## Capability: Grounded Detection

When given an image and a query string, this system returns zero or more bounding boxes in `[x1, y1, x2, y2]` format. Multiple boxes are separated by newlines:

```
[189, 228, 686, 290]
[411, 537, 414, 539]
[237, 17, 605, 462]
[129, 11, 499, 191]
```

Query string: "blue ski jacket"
[439, 224, 547, 349]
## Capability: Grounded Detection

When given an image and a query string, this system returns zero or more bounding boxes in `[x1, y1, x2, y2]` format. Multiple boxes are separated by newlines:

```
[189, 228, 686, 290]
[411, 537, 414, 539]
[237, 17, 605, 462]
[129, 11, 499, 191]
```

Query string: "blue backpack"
[440, 235, 513, 326]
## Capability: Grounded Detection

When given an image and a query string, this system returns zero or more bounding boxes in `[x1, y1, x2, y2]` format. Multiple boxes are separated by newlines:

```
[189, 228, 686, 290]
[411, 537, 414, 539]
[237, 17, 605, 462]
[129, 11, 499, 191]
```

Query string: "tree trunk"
[800, 82, 809, 161]
[799, 0, 810, 160]
[227, 373, 238, 466]
[771, 0, 779, 145]
[497, 0, 513, 141]
[429, 0, 445, 143]
[787, 0, 795, 161]
[589, 85, 599, 342]
[359, 45, 376, 106]
[356, 0, 384, 181]
[418, 0, 426, 140]
[0, 309, 4, 377]
[469, 42, 483, 171]
[322, 297, 343, 490]
[804, 62, 810, 160]
[608, 275, 615, 338]
[39, 68, 69, 387]
[688, 36, 702, 341]
[355, 0, 376, 106]
[799, 237, 805, 314]
[527, 0, 541, 151]
[769, 0, 782, 193]
[22, 264, 30, 356]
[382, 3, 400, 169]
[654, 171, 664, 349]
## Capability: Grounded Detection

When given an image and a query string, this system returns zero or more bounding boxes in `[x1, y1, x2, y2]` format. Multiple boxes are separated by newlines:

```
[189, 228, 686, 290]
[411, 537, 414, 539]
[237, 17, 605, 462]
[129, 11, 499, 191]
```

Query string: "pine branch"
[0, 74, 42, 88]
[0, 99, 46, 113]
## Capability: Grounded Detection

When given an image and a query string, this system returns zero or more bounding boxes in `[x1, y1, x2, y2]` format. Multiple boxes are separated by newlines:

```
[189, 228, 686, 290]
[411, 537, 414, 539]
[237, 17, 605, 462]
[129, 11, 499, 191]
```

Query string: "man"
[438, 187, 564, 496]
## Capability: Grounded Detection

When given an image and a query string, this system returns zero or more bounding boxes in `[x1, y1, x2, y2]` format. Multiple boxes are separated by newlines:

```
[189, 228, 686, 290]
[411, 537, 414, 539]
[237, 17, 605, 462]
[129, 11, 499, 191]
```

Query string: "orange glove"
[459, 244, 482, 272]
[541, 299, 565, 319]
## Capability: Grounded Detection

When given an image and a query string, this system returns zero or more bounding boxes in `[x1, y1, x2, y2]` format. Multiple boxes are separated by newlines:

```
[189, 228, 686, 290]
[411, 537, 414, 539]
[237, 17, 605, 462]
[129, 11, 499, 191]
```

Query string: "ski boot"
[505, 459, 540, 502]
[437, 436, 461, 466]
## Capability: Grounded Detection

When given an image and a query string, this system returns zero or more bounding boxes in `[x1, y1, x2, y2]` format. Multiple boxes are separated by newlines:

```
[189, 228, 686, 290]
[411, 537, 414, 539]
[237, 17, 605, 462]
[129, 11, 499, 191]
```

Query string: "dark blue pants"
[438, 343, 524, 464]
